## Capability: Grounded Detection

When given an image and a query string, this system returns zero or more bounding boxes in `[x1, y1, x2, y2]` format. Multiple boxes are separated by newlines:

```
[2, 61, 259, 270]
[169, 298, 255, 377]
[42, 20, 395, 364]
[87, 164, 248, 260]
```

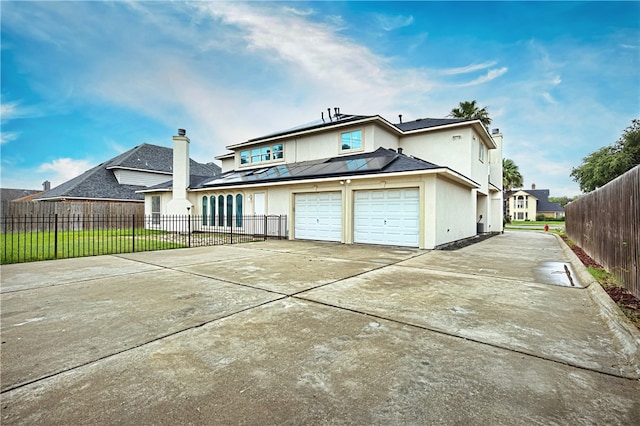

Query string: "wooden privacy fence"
[565, 165, 639, 299]
[0, 200, 144, 219]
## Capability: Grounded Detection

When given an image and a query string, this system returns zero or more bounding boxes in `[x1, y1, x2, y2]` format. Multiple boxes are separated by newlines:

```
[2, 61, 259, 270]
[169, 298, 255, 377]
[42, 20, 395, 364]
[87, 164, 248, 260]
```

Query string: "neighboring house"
[1, 188, 43, 202]
[35, 143, 220, 203]
[507, 184, 564, 220]
[141, 110, 504, 249]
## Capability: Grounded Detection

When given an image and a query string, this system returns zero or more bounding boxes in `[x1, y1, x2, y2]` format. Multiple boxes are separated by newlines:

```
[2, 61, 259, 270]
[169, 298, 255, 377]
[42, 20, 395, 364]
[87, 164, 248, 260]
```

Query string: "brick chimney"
[531, 183, 536, 190]
[166, 129, 192, 215]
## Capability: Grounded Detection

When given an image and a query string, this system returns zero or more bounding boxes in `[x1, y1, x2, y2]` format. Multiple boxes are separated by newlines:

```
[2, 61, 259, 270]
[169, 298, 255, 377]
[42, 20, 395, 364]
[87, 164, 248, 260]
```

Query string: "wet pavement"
[1, 231, 639, 425]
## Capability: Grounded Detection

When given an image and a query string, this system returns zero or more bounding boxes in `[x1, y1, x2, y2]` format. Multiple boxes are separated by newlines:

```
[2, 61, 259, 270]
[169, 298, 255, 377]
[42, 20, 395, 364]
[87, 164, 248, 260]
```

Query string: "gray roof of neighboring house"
[1, 188, 42, 202]
[508, 189, 564, 212]
[192, 147, 473, 189]
[36, 143, 220, 202]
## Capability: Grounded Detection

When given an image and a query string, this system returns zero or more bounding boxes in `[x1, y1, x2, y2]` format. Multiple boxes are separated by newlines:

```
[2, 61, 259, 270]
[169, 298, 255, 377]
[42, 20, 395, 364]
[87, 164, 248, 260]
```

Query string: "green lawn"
[505, 220, 565, 231]
[1, 228, 186, 264]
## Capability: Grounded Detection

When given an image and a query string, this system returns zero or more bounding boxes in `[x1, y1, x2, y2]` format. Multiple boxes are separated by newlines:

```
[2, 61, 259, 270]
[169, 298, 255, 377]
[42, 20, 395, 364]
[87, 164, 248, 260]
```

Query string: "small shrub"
[536, 214, 546, 221]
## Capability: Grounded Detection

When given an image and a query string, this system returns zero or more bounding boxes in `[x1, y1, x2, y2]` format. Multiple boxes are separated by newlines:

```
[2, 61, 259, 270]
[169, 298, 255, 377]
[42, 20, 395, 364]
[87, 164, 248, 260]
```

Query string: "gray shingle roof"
[35, 143, 220, 202]
[248, 114, 374, 143]
[394, 117, 469, 132]
[194, 147, 444, 189]
[1, 188, 42, 201]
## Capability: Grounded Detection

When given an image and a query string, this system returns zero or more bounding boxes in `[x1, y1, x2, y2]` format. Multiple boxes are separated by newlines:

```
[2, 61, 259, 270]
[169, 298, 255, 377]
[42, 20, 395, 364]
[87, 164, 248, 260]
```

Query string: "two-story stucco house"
[141, 110, 504, 249]
[507, 184, 564, 220]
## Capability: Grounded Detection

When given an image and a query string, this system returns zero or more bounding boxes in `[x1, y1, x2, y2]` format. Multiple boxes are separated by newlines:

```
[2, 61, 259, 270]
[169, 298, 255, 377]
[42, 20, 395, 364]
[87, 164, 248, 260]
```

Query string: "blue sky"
[1, 1, 638, 197]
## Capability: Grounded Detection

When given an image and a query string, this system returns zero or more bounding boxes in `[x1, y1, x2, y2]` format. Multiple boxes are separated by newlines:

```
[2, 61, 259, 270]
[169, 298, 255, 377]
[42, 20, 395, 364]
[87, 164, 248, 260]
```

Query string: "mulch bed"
[560, 235, 639, 328]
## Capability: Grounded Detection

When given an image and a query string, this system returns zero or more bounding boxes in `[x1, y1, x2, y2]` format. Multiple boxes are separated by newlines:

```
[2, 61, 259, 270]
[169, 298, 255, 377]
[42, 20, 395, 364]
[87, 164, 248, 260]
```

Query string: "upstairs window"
[241, 143, 284, 166]
[341, 130, 362, 151]
[479, 143, 485, 163]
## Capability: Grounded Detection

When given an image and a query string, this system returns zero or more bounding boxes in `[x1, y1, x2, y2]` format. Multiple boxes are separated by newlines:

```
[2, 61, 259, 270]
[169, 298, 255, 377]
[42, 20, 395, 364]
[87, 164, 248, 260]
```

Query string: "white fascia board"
[35, 196, 143, 203]
[105, 166, 172, 175]
[224, 116, 398, 150]
[135, 187, 172, 194]
[187, 168, 479, 193]
[215, 152, 234, 160]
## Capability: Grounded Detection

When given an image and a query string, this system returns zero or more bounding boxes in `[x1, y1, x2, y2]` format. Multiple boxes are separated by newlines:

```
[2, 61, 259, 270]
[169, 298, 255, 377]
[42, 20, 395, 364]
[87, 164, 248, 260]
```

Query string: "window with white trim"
[240, 143, 284, 166]
[341, 130, 362, 151]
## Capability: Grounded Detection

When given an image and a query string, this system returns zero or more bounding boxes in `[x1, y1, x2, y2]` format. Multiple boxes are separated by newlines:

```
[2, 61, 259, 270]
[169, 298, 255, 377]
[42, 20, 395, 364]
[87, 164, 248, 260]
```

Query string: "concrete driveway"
[1, 231, 639, 425]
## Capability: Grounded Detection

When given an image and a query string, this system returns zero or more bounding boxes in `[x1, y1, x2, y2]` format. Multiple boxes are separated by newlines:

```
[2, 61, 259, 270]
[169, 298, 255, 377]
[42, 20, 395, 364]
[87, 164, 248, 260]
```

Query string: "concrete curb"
[553, 233, 640, 379]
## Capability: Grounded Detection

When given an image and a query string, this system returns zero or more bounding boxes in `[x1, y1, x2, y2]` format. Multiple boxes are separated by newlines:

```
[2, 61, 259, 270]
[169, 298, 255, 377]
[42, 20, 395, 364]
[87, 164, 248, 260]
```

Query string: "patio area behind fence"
[0, 214, 288, 264]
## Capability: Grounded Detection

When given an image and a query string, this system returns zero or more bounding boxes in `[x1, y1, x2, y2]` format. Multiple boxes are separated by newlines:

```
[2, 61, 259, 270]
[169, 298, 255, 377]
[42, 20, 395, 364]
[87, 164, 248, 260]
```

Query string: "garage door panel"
[295, 192, 342, 242]
[354, 189, 419, 247]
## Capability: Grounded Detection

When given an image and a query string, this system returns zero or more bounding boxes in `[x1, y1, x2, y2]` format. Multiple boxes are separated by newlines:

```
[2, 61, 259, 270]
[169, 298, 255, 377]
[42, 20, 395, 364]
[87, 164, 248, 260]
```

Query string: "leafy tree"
[502, 158, 523, 190]
[548, 196, 578, 208]
[571, 119, 640, 192]
[502, 158, 523, 223]
[449, 100, 492, 128]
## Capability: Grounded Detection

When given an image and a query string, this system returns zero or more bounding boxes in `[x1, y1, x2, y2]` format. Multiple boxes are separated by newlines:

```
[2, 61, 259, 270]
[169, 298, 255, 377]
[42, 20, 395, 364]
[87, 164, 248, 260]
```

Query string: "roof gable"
[36, 143, 220, 201]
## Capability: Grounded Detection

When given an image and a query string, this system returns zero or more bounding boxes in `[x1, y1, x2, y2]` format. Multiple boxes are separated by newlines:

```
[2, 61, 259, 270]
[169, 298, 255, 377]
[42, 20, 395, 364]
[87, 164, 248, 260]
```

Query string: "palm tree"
[449, 100, 492, 128]
[502, 158, 523, 222]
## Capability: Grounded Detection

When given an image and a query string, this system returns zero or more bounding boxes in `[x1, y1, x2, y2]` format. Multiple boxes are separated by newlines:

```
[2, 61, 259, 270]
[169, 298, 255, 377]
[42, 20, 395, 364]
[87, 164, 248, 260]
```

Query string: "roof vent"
[398, 147, 404, 155]
[178, 128, 186, 136]
[399, 114, 403, 123]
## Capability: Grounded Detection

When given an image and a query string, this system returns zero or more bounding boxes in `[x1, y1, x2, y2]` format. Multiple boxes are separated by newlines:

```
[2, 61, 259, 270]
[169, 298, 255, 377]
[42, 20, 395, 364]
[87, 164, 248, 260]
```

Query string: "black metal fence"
[1, 214, 288, 264]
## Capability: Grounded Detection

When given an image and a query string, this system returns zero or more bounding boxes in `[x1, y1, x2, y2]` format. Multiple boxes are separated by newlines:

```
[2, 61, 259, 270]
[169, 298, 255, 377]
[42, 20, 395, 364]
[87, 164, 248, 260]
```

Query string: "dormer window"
[341, 130, 362, 151]
[240, 143, 284, 166]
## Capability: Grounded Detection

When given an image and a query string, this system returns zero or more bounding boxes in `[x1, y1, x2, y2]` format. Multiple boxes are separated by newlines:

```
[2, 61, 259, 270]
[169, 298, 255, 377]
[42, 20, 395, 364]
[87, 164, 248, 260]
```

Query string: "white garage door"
[354, 188, 420, 247]
[294, 192, 342, 242]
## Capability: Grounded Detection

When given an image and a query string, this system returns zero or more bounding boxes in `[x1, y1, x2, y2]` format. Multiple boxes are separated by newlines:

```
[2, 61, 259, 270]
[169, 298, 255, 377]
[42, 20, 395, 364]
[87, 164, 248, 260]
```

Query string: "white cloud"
[457, 67, 509, 87]
[283, 6, 315, 17]
[439, 62, 497, 75]
[0, 132, 19, 145]
[37, 158, 94, 184]
[373, 14, 414, 31]
[1, 101, 23, 121]
[542, 92, 557, 104]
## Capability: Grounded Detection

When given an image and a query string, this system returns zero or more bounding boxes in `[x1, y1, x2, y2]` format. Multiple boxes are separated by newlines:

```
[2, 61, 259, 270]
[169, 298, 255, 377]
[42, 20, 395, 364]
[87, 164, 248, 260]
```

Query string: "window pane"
[341, 130, 362, 150]
[202, 196, 208, 226]
[341, 133, 351, 150]
[261, 146, 271, 161]
[218, 195, 225, 226]
[273, 144, 283, 159]
[209, 196, 216, 225]
[236, 194, 243, 227]
[351, 130, 362, 149]
[226, 195, 233, 227]
[240, 151, 249, 164]
[151, 196, 160, 225]
[251, 148, 261, 163]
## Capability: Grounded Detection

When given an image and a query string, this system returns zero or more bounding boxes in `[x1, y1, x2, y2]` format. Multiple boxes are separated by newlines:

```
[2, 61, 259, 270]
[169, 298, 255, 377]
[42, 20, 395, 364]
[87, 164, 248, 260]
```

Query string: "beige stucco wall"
[431, 176, 476, 247]
[226, 123, 395, 170]
[183, 171, 480, 249]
